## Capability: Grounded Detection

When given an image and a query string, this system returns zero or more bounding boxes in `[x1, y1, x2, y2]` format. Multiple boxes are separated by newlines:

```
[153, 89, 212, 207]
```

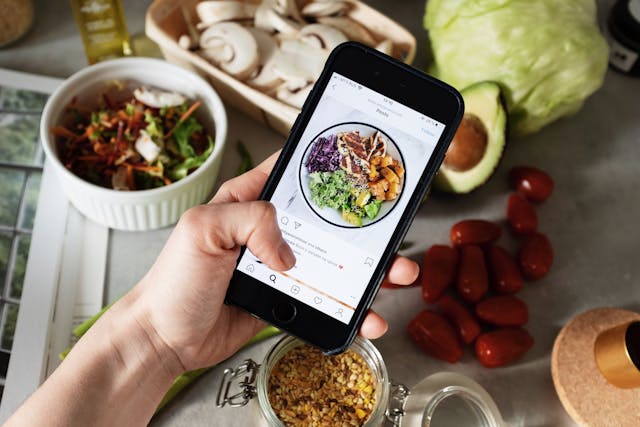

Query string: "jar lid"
[397, 372, 504, 427]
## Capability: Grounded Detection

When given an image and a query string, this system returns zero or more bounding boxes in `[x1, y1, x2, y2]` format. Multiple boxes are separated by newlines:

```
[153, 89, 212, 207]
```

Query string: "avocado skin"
[434, 81, 508, 194]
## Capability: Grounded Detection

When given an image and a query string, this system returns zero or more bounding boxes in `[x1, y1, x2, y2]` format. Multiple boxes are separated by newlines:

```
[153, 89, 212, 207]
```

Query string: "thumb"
[189, 201, 296, 271]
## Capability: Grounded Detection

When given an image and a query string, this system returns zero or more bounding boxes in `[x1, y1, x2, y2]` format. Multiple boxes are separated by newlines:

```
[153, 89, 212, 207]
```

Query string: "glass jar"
[218, 335, 505, 427]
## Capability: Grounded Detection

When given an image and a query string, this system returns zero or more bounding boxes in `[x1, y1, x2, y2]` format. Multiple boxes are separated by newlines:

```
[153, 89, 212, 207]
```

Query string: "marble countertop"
[2, 1, 639, 426]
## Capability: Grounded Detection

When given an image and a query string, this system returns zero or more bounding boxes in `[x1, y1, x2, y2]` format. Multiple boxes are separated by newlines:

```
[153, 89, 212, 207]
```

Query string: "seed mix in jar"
[268, 344, 376, 426]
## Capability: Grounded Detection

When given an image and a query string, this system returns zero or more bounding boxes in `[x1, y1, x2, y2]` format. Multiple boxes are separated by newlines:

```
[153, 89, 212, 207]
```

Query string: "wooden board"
[551, 308, 640, 427]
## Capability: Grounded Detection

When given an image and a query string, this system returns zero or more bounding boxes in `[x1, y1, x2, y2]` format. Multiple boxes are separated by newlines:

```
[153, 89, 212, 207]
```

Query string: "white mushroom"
[301, 1, 350, 18]
[375, 39, 394, 56]
[272, 39, 328, 83]
[272, 0, 304, 23]
[276, 81, 313, 109]
[199, 22, 259, 80]
[134, 129, 162, 163]
[254, 1, 301, 35]
[300, 24, 347, 51]
[246, 28, 282, 92]
[133, 87, 186, 108]
[196, 1, 257, 27]
[317, 16, 376, 46]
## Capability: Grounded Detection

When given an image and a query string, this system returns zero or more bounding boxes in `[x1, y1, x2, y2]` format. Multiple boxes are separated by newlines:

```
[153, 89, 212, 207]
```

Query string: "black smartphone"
[226, 42, 463, 354]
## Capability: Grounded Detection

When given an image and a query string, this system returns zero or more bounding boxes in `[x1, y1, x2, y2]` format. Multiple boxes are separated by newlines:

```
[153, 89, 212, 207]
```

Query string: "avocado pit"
[443, 114, 488, 172]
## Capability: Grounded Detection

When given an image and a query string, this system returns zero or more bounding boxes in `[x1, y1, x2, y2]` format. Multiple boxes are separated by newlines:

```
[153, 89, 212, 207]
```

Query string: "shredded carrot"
[164, 100, 201, 140]
[51, 126, 79, 139]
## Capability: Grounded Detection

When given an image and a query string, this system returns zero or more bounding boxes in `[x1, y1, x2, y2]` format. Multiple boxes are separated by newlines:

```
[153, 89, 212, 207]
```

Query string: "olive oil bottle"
[70, 0, 132, 64]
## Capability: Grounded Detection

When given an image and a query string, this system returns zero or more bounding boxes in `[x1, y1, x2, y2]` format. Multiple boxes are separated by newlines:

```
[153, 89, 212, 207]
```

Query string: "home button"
[272, 302, 297, 324]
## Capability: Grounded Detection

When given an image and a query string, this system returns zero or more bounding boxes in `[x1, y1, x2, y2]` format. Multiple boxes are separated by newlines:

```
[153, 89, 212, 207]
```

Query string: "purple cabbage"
[305, 134, 341, 173]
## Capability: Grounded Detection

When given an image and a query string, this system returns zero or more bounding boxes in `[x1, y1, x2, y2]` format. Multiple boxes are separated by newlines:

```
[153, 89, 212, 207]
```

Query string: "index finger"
[211, 150, 281, 204]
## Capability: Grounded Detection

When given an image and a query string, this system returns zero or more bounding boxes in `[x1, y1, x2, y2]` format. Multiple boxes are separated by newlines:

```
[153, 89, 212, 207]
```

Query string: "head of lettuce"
[425, 0, 609, 136]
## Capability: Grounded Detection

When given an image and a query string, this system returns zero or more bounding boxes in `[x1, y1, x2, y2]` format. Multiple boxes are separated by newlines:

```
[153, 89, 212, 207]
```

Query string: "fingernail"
[278, 242, 296, 269]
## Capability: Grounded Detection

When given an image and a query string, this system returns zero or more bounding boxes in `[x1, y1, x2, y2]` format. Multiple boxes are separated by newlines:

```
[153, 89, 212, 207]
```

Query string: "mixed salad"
[52, 86, 214, 191]
[305, 129, 404, 227]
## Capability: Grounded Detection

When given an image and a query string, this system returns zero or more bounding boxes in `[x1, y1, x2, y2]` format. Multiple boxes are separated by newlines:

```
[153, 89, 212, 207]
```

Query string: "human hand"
[131, 151, 419, 373]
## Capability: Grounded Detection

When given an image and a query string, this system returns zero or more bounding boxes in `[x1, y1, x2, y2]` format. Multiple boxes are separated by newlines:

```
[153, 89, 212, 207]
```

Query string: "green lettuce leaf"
[168, 136, 214, 181]
[425, 0, 609, 136]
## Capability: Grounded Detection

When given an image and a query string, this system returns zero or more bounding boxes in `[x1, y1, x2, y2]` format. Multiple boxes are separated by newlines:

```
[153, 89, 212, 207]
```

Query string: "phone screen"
[236, 72, 445, 324]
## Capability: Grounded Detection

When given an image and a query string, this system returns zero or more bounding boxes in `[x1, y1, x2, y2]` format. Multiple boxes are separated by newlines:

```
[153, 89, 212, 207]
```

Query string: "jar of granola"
[217, 335, 505, 427]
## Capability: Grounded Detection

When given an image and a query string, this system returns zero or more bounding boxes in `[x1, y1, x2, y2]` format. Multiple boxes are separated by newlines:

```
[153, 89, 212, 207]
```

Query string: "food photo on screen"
[300, 122, 405, 228]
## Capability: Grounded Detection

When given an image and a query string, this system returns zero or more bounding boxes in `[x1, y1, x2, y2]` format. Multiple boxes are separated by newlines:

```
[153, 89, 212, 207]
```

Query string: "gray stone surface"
[2, 1, 639, 426]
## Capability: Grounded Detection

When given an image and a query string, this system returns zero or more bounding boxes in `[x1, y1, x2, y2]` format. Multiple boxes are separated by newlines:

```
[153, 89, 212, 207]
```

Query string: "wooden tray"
[146, 0, 417, 136]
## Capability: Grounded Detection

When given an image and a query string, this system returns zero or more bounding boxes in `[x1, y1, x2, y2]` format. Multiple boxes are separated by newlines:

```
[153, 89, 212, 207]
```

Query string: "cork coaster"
[551, 308, 640, 427]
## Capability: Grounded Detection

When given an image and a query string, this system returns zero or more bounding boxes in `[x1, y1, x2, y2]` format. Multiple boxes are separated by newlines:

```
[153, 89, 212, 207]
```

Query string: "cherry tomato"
[408, 310, 462, 363]
[486, 245, 523, 294]
[450, 220, 502, 247]
[518, 232, 553, 280]
[457, 245, 489, 303]
[509, 166, 554, 203]
[476, 295, 529, 326]
[507, 193, 537, 235]
[421, 245, 458, 303]
[437, 295, 481, 344]
[475, 327, 534, 368]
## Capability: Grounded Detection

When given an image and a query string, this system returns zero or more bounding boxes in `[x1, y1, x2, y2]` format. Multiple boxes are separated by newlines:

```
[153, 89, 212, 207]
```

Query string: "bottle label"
[609, 36, 639, 72]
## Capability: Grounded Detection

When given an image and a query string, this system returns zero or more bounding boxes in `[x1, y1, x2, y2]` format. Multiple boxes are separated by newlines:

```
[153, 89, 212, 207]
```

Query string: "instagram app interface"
[237, 73, 445, 324]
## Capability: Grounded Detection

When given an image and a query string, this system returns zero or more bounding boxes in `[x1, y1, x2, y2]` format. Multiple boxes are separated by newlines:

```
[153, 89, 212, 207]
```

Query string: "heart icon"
[338, 265, 343, 269]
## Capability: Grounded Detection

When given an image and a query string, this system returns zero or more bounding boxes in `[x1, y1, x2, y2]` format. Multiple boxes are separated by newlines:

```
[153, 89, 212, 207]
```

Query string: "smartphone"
[226, 42, 464, 354]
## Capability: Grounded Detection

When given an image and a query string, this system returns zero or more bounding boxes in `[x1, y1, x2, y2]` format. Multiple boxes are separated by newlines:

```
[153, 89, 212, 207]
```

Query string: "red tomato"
[437, 295, 481, 344]
[457, 245, 489, 303]
[507, 193, 538, 235]
[421, 245, 458, 303]
[518, 232, 553, 280]
[408, 310, 462, 363]
[450, 220, 502, 247]
[486, 245, 523, 294]
[475, 327, 534, 368]
[476, 295, 529, 326]
[509, 166, 554, 203]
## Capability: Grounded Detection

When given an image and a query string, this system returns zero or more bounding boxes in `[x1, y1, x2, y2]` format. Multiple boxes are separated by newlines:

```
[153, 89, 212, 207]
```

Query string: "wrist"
[106, 290, 186, 386]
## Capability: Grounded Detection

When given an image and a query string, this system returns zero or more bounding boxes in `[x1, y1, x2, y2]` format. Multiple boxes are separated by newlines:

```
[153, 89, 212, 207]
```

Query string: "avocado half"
[434, 81, 507, 194]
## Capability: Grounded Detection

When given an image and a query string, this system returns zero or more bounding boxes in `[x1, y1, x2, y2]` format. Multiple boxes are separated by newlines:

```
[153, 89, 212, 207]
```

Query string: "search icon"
[269, 274, 277, 283]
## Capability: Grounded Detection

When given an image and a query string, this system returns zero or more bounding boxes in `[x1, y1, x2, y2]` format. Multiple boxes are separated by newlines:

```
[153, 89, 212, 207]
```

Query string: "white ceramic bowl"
[41, 58, 227, 231]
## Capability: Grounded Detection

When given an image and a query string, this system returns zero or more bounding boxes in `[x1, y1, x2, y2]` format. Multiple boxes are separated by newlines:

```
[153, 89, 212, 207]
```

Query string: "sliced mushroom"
[272, 39, 328, 83]
[317, 16, 376, 46]
[301, 1, 350, 18]
[375, 39, 393, 56]
[196, 1, 257, 27]
[134, 129, 162, 163]
[133, 87, 186, 108]
[254, 1, 301, 35]
[199, 22, 259, 80]
[272, 0, 304, 23]
[300, 24, 347, 50]
[246, 28, 282, 92]
[276, 81, 313, 109]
